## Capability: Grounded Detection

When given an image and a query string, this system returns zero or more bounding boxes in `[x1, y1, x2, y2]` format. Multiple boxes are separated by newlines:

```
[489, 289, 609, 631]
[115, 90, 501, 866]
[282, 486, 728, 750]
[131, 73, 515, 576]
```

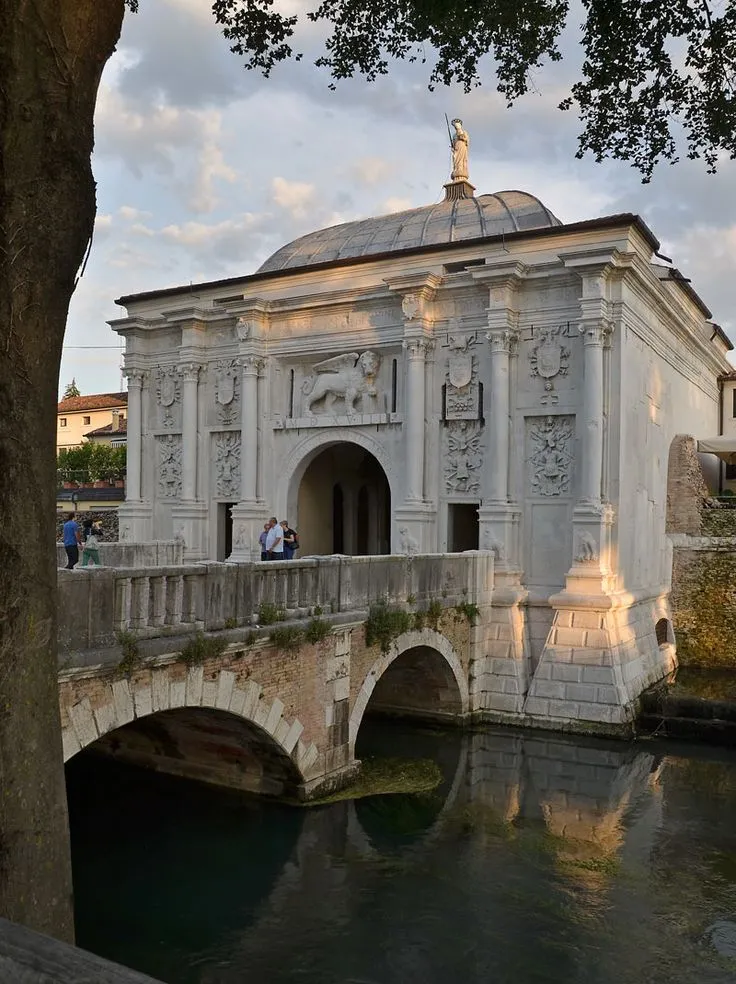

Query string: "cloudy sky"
[61, 0, 736, 397]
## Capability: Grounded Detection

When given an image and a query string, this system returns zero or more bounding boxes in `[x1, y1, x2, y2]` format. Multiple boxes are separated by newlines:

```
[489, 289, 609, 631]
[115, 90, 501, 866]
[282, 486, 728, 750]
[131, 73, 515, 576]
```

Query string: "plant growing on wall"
[179, 633, 228, 667]
[257, 602, 285, 626]
[270, 626, 305, 652]
[454, 602, 480, 626]
[115, 630, 141, 676]
[304, 617, 331, 645]
[364, 600, 412, 654]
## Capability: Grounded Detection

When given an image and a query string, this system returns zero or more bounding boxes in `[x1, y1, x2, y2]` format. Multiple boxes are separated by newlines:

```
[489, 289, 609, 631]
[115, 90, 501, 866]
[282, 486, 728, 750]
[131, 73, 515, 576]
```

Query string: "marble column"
[580, 323, 606, 505]
[486, 329, 514, 504]
[124, 369, 144, 501]
[403, 337, 428, 502]
[240, 356, 260, 503]
[180, 363, 200, 502]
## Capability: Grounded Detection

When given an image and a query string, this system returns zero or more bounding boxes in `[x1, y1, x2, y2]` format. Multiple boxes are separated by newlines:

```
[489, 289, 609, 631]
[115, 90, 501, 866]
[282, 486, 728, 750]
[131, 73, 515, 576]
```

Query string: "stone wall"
[56, 540, 183, 570]
[56, 508, 118, 541]
[670, 538, 736, 667]
[665, 435, 708, 535]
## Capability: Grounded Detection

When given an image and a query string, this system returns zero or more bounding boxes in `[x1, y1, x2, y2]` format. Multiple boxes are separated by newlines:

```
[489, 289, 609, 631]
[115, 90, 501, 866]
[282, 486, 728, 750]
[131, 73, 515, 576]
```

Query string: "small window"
[726, 463, 736, 480]
[655, 618, 672, 646]
[391, 359, 398, 413]
[83, 415, 91, 425]
[732, 387, 736, 418]
[59, 418, 67, 427]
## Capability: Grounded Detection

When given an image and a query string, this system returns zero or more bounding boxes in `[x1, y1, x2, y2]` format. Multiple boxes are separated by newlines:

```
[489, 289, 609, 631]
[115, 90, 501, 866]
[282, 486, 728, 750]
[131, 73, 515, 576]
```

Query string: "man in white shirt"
[265, 516, 283, 559]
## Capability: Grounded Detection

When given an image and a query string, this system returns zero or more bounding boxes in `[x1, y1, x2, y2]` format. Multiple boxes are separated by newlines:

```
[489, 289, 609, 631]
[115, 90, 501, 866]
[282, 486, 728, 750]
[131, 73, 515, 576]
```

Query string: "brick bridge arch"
[61, 665, 317, 788]
[349, 628, 470, 751]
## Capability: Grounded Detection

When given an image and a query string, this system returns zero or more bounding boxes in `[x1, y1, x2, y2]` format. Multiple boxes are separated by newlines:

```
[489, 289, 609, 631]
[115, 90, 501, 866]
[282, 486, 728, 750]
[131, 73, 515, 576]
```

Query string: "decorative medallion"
[445, 420, 482, 494]
[528, 415, 574, 497]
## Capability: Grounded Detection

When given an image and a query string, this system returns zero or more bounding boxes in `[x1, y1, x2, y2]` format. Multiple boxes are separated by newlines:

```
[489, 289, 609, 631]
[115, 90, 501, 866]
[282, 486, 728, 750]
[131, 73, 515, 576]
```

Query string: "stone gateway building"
[111, 156, 731, 720]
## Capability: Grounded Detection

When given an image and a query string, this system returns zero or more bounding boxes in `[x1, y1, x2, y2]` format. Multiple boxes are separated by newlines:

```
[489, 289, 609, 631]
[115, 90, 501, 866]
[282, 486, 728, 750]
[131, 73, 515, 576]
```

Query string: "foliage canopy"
[122, 0, 736, 180]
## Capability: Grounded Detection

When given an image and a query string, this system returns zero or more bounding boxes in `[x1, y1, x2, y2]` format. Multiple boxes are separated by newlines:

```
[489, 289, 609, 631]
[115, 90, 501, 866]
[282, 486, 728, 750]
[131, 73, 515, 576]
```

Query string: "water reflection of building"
[199, 729, 664, 984]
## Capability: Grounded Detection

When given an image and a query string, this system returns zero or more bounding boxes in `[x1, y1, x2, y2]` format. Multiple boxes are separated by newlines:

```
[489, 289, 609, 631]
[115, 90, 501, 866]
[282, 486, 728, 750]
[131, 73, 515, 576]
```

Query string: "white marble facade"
[111, 186, 731, 727]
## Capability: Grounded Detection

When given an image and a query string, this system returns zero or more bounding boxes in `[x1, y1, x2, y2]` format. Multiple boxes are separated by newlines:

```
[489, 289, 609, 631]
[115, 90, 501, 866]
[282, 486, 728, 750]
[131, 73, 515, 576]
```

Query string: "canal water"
[66, 722, 736, 983]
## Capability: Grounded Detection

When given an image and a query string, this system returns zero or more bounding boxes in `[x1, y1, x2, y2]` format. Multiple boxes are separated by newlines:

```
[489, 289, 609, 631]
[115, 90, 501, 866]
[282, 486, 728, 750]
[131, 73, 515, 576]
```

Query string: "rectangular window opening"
[83, 416, 91, 425]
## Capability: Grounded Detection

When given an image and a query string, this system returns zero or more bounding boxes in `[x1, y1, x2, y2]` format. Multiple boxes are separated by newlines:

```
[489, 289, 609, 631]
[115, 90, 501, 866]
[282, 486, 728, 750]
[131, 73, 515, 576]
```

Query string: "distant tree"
[2, 0, 735, 945]
[62, 378, 80, 400]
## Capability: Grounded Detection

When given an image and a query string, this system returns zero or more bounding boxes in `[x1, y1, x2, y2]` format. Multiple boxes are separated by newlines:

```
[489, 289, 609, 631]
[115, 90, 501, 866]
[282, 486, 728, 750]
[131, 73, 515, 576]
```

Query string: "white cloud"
[271, 177, 317, 219]
[119, 205, 152, 221]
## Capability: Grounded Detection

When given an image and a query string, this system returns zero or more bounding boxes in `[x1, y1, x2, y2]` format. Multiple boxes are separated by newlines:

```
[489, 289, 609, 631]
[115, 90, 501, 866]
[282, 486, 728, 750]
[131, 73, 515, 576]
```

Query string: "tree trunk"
[0, 0, 125, 941]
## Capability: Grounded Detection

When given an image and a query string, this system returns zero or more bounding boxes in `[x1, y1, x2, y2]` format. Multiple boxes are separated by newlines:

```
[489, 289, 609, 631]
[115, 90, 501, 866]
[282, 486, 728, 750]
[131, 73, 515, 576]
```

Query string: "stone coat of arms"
[214, 360, 239, 424]
[529, 326, 570, 406]
[445, 334, 479, 420]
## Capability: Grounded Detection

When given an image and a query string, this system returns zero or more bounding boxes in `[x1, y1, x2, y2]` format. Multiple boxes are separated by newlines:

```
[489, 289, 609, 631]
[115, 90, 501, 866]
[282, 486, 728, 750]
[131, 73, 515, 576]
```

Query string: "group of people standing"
[62, 513, 103, 569]
[259, 517, 298, 561]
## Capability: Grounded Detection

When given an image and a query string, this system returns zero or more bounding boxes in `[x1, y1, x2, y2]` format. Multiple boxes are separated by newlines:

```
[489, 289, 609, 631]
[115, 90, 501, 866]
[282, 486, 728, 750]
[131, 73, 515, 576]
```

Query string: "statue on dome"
[450, 118, 469, 181]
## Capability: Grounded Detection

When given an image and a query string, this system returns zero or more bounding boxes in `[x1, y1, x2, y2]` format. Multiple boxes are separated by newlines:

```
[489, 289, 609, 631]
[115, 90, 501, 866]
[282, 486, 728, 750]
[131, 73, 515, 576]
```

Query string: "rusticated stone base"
[523, 590, 675, 732]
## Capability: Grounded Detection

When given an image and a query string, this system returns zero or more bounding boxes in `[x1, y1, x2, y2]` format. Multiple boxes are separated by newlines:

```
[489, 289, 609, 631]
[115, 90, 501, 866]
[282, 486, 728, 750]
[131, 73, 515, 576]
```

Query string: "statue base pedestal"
[444, 180, 475, 201]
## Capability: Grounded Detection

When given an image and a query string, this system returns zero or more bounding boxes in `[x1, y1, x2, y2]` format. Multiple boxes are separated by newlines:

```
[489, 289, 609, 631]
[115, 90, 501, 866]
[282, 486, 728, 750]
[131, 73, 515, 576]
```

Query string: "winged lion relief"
[302, 351, 381, 416]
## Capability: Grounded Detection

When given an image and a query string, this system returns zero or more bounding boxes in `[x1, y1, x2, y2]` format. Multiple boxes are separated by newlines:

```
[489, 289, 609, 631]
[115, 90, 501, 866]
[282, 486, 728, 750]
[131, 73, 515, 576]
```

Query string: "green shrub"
[244, 630, 258, 647]
[413, 610, 425, 631]
[426, 599, 443, 630]
[454, 602, 480, 626]
[258, 601, 284, 625]
[364, 600, 412, 654]
[406, 593, 416, 606]
[270, 626, 305, 651]
[304, 617, 331, 645]
[224, 616, 237, 630]
[179, 632, 228, 666]
[116, 629, 141, 675]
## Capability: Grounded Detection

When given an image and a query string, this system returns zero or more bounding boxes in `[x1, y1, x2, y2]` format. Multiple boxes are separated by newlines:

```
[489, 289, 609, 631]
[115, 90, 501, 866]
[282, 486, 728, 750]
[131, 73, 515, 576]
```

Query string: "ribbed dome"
[258, 190, 561, 274]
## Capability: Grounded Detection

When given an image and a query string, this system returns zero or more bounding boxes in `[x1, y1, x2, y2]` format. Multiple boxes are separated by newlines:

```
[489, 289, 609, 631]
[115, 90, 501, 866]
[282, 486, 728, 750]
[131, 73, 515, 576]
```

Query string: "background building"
[56, 392, 127, 451]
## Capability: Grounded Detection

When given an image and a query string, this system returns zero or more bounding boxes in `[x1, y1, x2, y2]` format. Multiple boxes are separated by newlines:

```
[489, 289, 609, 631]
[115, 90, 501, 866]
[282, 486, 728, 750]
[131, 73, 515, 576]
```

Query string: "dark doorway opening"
[298, 444, 391, 555]
[217, 502, 235, 560]
[448, 503, 479, 552]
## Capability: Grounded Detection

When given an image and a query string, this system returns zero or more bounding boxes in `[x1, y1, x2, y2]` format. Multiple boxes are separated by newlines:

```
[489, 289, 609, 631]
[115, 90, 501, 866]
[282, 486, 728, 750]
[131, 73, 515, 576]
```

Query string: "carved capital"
[403, 337, 430, 360]
[486, 328, 517, 354]
[179, 363, 202, 383]
[580, 321, 613, 347]
[242, 355, 262, 375]
[123, 368, 146, 387]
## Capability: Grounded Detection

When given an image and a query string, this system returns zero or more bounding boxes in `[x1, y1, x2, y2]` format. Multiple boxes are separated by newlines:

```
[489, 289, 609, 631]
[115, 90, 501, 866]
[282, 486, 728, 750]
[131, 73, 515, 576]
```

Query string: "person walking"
[259, 522, 270, 561]
[62, 512, 82, 569]
[265, 516, 284, 560]
[281, 520, 298, 560]
[81, 522, 102, 567]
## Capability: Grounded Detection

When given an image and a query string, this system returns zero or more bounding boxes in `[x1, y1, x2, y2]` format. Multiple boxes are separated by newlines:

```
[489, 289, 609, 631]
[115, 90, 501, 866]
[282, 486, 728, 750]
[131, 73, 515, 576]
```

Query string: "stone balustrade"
[57, 552, 493, 654]
[56, 539, 184, 570]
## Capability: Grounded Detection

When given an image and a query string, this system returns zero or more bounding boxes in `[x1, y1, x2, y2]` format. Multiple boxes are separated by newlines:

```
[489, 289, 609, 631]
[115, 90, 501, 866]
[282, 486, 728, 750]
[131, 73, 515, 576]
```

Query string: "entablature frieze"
[273, 412, 403, 431]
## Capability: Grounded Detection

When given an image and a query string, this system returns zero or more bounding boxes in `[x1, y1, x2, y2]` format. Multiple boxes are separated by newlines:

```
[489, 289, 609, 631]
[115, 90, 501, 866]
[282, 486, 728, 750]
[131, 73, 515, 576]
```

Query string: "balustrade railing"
[57, 552, 493, 653]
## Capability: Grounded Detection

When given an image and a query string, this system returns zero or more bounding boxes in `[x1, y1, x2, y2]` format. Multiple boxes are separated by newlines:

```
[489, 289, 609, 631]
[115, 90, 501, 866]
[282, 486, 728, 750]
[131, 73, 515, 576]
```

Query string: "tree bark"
[0, 0, 125, 941]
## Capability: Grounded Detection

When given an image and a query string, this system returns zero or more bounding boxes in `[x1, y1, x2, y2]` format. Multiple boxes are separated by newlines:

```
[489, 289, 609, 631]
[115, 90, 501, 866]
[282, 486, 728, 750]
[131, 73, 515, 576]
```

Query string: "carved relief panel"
[528, 325, 570, 406]
[444, 333, 481, 420]
[157, 434, 182, 498]
[213, 359, 240, 425]
[155, 366, 181, 429]
[213, 432, 241, 499]
[526, 415, 575, 497]
[444, 420, 483, 495]
[301, 350, 383, 416]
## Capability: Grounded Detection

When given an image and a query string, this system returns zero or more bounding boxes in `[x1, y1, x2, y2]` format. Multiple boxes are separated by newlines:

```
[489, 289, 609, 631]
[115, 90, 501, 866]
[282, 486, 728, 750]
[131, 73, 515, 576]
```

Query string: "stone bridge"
[58, 553, 492, 798]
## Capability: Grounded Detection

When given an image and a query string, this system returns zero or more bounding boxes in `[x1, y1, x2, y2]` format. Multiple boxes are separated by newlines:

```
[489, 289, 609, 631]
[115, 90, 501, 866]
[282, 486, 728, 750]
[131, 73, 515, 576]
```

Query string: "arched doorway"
[297, 443, 391, 555]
